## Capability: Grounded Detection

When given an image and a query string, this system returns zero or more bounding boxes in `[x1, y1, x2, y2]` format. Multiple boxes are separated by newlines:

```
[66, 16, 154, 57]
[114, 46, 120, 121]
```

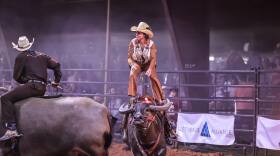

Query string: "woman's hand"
[145, 68, 151, 77]
[131, 63, 137, 72]
[130, 63, 138, 75]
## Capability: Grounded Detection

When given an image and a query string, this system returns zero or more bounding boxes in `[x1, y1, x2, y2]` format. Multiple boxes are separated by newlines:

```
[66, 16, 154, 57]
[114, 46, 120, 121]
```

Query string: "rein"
[132, 113, 162, 156]
[144, 132, 161, 155]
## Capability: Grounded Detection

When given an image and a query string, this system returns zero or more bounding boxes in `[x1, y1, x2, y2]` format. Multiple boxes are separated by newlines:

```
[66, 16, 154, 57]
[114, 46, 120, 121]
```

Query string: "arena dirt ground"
[108, 142, 226, 156]
[108, 142, 280, 156]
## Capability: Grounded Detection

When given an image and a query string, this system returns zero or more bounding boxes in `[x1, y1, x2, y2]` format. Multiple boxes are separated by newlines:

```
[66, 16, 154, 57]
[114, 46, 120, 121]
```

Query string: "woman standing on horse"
[122, 21, 176, 144]
[127, 21, 164, 104]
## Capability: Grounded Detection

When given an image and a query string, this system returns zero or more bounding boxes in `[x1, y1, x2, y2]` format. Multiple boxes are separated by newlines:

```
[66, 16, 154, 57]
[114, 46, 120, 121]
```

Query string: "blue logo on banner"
[201, 122, 211, 137]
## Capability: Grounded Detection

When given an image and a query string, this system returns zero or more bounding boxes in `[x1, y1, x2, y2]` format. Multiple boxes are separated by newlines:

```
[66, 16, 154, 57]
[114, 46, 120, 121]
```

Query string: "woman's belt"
[134, 60, 150, 66]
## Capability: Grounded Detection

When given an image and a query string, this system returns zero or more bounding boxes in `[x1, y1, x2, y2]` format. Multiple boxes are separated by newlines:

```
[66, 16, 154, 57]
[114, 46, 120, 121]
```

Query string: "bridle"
[132, 109, 163, 156]
[123, 96, 171, 156]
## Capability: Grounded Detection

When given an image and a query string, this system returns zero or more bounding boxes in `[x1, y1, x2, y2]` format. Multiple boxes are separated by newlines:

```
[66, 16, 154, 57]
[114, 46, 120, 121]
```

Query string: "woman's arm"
[148, 43, 157, 69]
[128, 41, 134, 67]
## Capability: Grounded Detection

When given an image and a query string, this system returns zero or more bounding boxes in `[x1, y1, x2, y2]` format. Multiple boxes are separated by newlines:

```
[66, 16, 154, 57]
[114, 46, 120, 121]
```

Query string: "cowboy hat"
[12, 36, 34, 52]
[130, 22, 154, 38]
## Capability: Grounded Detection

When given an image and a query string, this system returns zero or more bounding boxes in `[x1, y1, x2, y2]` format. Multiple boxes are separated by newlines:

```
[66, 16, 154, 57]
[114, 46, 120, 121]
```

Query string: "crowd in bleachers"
[1, 42, 280, 116]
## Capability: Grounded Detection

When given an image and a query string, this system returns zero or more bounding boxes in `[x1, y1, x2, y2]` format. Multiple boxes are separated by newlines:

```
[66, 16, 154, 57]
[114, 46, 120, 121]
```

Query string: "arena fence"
[0, 68, 280, 156]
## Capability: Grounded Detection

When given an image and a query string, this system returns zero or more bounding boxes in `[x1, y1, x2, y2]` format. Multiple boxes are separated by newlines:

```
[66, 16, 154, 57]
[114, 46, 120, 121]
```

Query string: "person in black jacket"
[0, 36, 62, 141]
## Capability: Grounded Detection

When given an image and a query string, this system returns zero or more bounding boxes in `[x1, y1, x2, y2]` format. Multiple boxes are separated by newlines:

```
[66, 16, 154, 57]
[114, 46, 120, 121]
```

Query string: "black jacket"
[13, 50, 62, 84]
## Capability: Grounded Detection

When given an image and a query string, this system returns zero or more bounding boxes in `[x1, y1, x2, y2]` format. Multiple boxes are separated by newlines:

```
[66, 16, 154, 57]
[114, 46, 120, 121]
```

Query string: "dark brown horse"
[0, 96, 112, 156]
[120, 96, 171, 156]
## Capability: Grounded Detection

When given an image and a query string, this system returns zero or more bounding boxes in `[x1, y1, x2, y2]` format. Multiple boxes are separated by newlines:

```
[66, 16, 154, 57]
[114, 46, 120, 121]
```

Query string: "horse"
[0, 95, 112, 156]
[119, 96, 171, 156]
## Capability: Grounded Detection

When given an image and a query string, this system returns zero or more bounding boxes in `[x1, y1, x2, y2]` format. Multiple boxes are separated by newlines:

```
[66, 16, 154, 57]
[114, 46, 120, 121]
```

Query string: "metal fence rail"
[0, 68, 280, 156]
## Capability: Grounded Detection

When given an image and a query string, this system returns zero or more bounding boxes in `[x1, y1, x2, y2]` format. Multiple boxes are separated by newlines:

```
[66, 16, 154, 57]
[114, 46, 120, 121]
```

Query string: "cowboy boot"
[129, 96, 137, 105]
[0, 122, 22, 141]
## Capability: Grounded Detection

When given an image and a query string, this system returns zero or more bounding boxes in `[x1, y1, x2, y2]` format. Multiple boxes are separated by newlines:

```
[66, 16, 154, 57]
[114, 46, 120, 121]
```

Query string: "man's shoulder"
[16, 52, 27, 59]
[35, 51, 51, 59]
[35, 51, 46, 56]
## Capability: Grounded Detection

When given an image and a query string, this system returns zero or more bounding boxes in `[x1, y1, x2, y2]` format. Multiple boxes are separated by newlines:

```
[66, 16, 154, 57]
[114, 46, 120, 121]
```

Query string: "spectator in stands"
[108, 87, 123, 120]
[64, 71, 78, 93]
[242, 42, 262, 69]
[259, 56, 273, 98]
[234, 75, 254, 144]
[92, 93, 104, 104]
[273, 42, 280, 55]
[234, 75, 254, 115]
[167, 87, 179, 125]
[225, 51, 246, 88]
[270, 56, 280, 98]
[261, 56, 272, 70]
[271, 56, 280, 85]
[226, 51, 247, 70]
[162, 85, 170, 99]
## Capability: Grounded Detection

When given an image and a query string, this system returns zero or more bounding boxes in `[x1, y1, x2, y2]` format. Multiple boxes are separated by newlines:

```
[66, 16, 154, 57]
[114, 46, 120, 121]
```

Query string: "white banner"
[176, 113, 235, 145]
[256, 116, 280, 150]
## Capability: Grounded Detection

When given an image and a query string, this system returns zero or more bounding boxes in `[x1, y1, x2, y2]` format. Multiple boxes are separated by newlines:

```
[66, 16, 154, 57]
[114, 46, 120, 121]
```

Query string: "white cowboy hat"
[130, 22, 154, 38]
[12, 36, 34, 52]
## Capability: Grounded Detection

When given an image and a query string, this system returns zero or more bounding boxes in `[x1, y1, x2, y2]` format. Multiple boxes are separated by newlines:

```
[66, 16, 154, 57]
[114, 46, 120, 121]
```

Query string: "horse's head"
[131, 96, 171, 129]
[121, 96, 170, 156]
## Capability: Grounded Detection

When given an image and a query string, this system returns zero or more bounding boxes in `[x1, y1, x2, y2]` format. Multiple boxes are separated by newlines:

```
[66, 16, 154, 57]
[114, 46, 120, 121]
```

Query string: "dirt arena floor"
[108, 143, 225, 156]
[109, 142, 280, 156]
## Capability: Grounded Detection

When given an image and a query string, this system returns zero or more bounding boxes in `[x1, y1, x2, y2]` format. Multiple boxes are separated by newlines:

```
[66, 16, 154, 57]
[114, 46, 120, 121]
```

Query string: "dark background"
[1, 0, 280, 112]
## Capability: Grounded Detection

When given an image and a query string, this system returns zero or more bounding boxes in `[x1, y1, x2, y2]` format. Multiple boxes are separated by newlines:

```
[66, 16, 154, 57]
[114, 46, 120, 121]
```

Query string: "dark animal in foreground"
[0, 96, 112, 156]
[120, 96, 171, 156]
